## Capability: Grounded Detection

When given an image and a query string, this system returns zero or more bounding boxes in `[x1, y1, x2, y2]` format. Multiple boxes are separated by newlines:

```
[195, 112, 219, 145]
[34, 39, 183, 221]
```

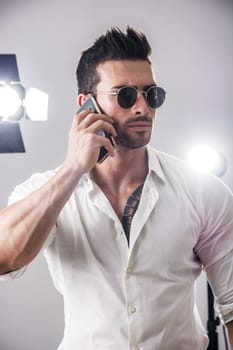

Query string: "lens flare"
[188, 144, 226, 176]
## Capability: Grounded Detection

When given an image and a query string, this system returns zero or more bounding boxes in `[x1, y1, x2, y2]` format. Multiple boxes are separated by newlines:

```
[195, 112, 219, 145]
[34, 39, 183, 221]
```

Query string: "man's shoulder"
[8, 168, 58, 205]
[148, 147, 233, 202]
[147, 146, 192, 175]
[148, 146, 228, 190]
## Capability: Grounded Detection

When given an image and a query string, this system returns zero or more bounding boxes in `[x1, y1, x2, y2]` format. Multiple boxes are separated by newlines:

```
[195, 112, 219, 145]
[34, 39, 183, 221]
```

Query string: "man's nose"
[132, 91, 150, 115]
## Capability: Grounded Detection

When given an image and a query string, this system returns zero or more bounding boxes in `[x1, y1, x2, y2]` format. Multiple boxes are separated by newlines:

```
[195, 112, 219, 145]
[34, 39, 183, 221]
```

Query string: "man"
[0, 27, 233, 350]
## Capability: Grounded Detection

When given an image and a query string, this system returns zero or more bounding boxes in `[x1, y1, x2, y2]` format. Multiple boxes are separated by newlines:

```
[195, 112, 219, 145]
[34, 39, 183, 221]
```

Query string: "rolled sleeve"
[204, 252, 233, 323]
[0, 266, 27, 281]
[194, 178, 233, 322]
[195, 179, 233, 267]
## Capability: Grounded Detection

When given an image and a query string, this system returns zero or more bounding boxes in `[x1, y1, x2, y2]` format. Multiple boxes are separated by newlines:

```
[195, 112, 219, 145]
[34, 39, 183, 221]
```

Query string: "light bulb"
[0, 85, 22, 120]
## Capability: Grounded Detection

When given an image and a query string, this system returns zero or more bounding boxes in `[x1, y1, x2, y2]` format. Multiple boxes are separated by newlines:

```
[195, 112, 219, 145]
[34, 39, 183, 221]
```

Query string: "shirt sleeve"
[206, 253, 233, 323]
[194, 176, 233, 323]
[0, 171, 57, 281]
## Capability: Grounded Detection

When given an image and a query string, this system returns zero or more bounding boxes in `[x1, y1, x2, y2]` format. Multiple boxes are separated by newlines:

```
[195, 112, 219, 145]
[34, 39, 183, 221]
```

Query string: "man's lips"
[127, 121, 152, 129]
[128, 121, 151, 126]
[127, 117, 152, 129]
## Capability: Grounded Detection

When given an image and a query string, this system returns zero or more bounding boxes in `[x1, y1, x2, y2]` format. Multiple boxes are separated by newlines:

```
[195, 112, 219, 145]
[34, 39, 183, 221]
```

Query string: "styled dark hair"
[76, 26, 152, 94]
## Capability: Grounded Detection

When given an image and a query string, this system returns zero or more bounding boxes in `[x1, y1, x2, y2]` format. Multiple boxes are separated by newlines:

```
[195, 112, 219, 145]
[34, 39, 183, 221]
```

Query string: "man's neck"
[90, 146, 148, 221]
[91, 146, 148, 194]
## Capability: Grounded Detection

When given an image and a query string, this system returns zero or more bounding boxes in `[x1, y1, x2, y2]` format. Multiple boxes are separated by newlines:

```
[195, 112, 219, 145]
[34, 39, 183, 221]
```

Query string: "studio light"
[0, 84, 23, 120]
[24, 88, 48, 121]
[0, 54, 48, 153]
[188, 144, 227, 177]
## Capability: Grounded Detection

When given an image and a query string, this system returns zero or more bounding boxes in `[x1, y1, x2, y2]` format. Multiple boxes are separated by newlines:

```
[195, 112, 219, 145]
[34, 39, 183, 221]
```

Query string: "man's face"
[95, 60, 157, 150]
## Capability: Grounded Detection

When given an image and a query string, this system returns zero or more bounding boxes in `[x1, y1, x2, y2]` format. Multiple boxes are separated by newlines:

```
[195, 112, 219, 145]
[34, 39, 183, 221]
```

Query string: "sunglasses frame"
[93, 85, 166, 109]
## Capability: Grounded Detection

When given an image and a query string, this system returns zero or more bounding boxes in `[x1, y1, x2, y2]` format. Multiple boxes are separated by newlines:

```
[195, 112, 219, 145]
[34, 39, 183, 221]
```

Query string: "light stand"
[207, 283, 220, 350]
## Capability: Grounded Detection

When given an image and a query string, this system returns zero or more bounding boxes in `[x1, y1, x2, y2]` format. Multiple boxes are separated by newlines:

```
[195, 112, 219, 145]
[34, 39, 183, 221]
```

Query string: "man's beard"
[114, 116, 153, 149]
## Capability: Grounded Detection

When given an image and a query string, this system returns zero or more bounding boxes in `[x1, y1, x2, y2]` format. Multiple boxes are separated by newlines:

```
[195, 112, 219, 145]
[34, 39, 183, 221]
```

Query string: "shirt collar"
[81, 146, 167, 191]
[146, 146, 166, 183]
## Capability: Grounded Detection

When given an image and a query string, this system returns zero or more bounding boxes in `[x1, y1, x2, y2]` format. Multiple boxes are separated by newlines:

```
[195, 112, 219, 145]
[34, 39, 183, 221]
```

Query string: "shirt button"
[126, 267, 132, 274]
[118, 229, 124, 235]
[129, 305, 137, 314]
[115, 224, 124, 235]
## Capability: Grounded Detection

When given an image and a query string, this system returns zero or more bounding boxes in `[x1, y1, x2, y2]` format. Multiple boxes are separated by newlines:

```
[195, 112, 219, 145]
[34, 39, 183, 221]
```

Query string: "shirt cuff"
[0, 266, 27, 281]
[217, 302, 233, 324]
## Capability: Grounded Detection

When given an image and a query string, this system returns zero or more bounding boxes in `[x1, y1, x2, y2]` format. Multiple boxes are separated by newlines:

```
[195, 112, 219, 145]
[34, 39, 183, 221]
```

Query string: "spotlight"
[24, 88, 48, 121]
[0, 84, 23, 121]
[188, 144, 227, 177]
[0, 54, 48, 153]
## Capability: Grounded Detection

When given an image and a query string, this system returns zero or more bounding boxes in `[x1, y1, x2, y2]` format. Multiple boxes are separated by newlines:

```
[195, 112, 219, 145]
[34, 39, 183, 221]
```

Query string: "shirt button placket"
[125, 261, 138, 348]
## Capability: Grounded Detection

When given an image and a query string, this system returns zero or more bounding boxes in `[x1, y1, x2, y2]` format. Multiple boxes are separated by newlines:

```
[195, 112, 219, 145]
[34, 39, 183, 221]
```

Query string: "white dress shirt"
[2, 146, 233, 350]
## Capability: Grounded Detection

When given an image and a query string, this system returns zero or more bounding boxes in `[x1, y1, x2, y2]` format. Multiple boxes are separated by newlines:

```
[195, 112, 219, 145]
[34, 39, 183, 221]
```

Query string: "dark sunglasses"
[94, 85, 166, 109]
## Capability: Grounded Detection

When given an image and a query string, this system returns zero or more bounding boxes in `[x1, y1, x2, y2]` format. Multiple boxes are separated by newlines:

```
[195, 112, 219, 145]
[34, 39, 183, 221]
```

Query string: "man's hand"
[0, 110, 117, 274]
[64, 109, 116, 177]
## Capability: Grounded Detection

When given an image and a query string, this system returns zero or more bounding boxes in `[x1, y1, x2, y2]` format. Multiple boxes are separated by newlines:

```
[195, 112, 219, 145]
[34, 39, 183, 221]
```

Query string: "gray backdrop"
[0, 0, 232, 349]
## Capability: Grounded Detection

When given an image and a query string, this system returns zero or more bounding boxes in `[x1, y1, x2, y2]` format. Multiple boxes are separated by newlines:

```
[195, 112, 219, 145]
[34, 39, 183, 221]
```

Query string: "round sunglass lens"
[147, 86, 166, 108]
[118, 87, 137, 108]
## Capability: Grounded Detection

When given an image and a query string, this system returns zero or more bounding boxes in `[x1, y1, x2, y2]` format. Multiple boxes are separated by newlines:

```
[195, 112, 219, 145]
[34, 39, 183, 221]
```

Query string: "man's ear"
[77, 94, 89, 107]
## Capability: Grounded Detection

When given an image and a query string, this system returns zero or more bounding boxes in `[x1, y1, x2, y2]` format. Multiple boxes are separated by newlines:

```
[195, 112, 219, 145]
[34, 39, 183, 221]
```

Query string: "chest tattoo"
[122, 183, 144, 244]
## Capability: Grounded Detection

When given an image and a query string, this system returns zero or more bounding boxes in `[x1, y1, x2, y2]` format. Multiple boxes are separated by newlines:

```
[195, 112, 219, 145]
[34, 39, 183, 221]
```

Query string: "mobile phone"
[76, 96, 115, 163]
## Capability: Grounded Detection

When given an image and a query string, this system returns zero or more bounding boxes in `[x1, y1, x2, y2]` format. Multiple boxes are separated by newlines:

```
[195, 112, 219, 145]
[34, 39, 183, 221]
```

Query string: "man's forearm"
[226, 320, 233, 349]
[0, 165, 81, 274]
